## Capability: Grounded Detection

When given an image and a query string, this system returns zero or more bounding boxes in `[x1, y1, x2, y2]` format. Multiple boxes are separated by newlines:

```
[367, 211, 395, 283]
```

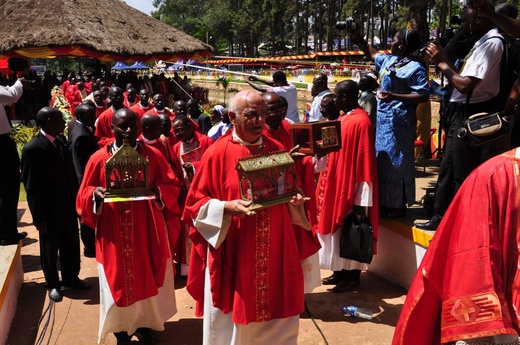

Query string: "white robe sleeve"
[194, 199, 232, 249]
[354, 182, 373, 207]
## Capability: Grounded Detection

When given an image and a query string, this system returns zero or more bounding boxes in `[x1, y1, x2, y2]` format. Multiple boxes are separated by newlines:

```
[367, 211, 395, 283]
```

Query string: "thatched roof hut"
[0, 0, 212, 62]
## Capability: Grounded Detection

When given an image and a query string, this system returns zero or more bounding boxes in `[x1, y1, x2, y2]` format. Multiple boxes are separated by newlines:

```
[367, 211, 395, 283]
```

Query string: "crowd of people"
[3, 0, 520, 343]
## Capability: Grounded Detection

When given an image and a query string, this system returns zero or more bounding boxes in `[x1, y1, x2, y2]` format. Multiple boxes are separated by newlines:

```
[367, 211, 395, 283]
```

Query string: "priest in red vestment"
[130, 89, 153, 121]
[183, 90, 319, 345]
[93, 90, 107, 119]
[147, 93, 175, 120]
[94, 86, 126, 147]
[77, 108, 180, 345]
[261, 91, 322, 293]
[393, 148, 520, 345]
[158, 113, 179, 153]
[139, 113, 183, 267]
[316, 80, 378, 293]
[123, 87, 138, 108]
[138, 114, 170, 159]
[67, 81, 87, 114]
[171, 115, 214, 276]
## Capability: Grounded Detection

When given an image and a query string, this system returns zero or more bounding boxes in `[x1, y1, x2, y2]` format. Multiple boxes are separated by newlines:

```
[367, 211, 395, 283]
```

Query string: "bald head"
[108, 86, 124, 108]
[229, 90, 266, 143]
[320, 94, 339, 120]
[172, 100, 187, 116]
[187, 98, 201, 117]
[229, 90, 263, 114]
[112, 108, 138, 146]
[158, 113, 171, 136]
[261, 92, 284, 129]
[37, 107, 65, 136]
[334, 80, 359, 112]
[152, 93, 166, 110]
[311, 73, 328, 97]
[75, 104, 96, 128]
[172, 115, 194, 142]
[141, 114, 163, 141]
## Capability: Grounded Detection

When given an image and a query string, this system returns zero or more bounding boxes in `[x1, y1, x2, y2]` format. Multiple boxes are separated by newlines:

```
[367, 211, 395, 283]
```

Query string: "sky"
[125, 0, 156, 16]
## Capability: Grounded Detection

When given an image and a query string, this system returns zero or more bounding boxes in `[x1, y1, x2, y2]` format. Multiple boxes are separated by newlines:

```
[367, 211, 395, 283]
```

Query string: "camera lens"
[336, 21, 347, 30]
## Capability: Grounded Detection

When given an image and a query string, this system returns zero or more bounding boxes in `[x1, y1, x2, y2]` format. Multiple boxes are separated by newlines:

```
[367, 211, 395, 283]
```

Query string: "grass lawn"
[19, 182, 26, 202]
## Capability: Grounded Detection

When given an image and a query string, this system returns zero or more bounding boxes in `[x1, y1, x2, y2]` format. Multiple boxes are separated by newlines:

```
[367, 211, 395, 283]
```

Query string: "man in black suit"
[22, 107, 90, 302]
[70, 104, 99, 258]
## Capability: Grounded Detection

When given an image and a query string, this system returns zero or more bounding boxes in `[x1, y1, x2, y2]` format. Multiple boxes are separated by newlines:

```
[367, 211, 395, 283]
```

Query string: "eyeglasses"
[243, 110, 266, 120]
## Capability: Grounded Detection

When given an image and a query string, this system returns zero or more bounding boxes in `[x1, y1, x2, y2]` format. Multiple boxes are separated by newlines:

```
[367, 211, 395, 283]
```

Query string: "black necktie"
[54, 137, 65, 158]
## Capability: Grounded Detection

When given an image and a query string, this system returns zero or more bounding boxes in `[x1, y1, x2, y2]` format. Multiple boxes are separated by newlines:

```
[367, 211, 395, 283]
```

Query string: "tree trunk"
[408, 0, 429, 43]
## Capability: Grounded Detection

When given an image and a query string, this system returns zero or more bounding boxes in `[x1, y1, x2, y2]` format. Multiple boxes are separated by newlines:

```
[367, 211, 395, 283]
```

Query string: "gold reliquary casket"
[236, 150, 298, 215]
[290, 121, 342, 155]
[104, 140, 156, 202]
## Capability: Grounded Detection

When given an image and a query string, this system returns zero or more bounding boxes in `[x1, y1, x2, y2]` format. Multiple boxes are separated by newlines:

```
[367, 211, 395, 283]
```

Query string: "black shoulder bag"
[339, 212, 374, 264]
[456, 90, 510, 146]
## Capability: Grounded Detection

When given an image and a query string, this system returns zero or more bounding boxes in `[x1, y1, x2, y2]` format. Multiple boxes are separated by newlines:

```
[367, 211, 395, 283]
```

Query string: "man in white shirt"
[244, 70, 300, 123]
[417, 1, 506, 231]
[0, 77, 28, 246]
[308, 73, 331, 122]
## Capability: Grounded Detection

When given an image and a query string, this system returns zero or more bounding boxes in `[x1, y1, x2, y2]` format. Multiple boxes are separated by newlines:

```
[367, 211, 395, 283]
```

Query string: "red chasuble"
[262, 120, 320, 255]
[76, 144, 180, 307]
[393, 150, 520, 344]
[171, 131, 214, 269]
[261, 120, 293, 151]
[316, 109, 378, 247]
[95, 104, 107, 119]
[140, 137, 183, 268]
[183, 132, 319, 324]
[171, 131, 214, 181]
[130, 103, 153, 121]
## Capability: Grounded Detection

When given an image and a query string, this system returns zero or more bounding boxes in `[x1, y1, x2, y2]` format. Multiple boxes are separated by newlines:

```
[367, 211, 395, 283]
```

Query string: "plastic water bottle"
[341, 306, 373, 320]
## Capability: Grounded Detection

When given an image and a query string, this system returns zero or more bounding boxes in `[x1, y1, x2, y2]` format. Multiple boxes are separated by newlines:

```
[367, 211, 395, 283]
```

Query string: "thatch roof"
[0, 0, 212, 62]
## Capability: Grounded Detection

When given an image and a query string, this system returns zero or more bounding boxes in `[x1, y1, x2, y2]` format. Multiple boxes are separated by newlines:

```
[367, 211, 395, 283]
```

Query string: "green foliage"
[216, 76, 231, 105]
[9, 124, 39, 158]
[151, 0, 483, 56]
[19, 183, 26, 202]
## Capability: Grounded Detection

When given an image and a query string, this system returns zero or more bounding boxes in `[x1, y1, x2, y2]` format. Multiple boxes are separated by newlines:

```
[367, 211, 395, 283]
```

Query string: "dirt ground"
[7, 202, 407, 345]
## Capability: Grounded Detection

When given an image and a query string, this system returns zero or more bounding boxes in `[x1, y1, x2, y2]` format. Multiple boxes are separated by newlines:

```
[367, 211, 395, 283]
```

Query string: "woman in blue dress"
[353, 28, 430, 219]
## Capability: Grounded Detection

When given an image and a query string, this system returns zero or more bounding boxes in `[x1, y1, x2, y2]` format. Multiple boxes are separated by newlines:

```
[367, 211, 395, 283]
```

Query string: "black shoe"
[134, 328, 159, 345]
[415, 214, 442, 231]
[322, 271, 344, 285]
[332, 279, 360, 293]
[16, 231, 28, 239]
[61, 278, 92, 291]
[48, 288, 63, 302]
[114, 332, 133, 345]
[0, 232, 28, 246]
[380, 207, 406, 220]
[322, 275, 343, 285]
[84, 247, 96, 258]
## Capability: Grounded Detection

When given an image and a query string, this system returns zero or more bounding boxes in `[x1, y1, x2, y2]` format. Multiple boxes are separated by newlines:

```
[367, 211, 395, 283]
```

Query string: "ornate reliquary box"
[104, 140, 156, 202]
[290, 121, 342, 155]
[236, 150, 297, 215]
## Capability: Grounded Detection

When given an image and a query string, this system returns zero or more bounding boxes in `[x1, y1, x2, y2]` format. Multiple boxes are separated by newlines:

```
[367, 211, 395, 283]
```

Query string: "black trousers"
[80, 222, 95, 251]
[39, 217, 81, 289]
[433, 102, 511, 216]
[0, 134, 20, 240]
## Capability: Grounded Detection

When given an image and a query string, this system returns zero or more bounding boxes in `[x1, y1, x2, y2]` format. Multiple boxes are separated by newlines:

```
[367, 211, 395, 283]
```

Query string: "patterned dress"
[374, 53, 429, 208]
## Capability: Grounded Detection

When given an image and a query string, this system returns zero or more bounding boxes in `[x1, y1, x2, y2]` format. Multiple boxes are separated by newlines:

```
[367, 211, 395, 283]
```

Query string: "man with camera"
[415, 0, 508, 231]
[0, 77, 28, 246]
